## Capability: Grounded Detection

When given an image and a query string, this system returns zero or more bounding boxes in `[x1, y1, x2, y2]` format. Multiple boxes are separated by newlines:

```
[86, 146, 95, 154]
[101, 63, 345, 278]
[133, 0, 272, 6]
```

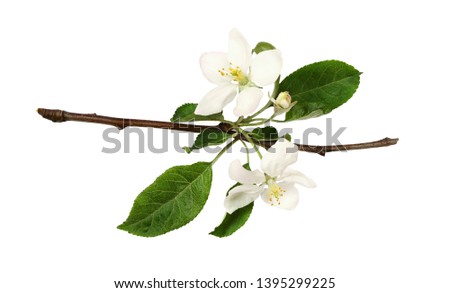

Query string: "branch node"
[218, 122, 233, 133]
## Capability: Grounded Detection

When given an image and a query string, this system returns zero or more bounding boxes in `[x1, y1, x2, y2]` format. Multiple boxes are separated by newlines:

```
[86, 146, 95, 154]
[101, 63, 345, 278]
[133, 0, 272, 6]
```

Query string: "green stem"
[271, 76, 280, 99]
[239, 122, 267, 127]
[238, 128, 263, 159]
[265, 113, 276, 123]
[245, 100, 272, 122]
[242, 113, 277, 127]
[240, 140, 250, 165]
[238, 77, 280, 125]
[211, 139, 238, 165]
[247, 118, 267, 122]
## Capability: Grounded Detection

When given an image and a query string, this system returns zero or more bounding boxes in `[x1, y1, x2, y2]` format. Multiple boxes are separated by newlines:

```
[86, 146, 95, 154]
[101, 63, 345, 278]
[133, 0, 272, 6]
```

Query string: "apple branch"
[37, 108, 398, 156]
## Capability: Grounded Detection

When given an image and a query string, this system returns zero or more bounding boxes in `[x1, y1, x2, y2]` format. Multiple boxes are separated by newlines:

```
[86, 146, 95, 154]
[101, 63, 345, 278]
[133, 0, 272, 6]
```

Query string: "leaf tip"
[209, 231, 226, 238]
[183, 146, 192, 154]
[116, 222, 127, 231]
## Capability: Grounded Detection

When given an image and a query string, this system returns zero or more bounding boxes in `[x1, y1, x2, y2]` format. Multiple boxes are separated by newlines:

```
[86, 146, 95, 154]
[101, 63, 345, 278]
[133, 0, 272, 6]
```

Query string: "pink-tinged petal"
[194, 84, 237, 116]
[233, 87, 263, 117]
[260, 139, 298, 177]
[260, 182, 299, 210]
[224, 184, 263, 214]
[227, 28, 251, 71]
[200, 52, 231, 85]
[229, 159, 265, 184]
[279, 168, 316, 188]
[250, 49, 282, 86]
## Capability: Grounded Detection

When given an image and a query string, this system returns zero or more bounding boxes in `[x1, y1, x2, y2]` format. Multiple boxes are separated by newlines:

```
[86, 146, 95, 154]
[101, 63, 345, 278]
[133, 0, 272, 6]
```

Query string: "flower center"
[267, 179, 285, 206]
[218, 64, 248, 85]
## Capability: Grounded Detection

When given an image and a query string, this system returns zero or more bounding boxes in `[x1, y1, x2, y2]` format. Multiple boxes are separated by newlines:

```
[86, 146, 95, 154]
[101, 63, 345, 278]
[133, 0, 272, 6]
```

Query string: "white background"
[1, 0, 449, 292]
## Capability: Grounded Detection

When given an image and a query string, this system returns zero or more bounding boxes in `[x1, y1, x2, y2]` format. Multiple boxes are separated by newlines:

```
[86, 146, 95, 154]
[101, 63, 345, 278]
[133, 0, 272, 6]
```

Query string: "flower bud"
[274, 91, 291, 109]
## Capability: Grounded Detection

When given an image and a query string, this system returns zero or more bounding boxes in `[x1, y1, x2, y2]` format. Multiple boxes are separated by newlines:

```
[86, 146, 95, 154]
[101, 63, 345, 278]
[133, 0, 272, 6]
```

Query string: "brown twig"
[37, 108, 398, 156]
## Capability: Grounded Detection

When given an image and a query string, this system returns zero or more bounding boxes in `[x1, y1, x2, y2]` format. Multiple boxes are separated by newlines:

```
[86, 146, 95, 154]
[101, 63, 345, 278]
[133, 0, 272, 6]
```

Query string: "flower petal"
[279, 168, 316, 188]
[200, 52, 231, 85]
[260, 139, 298, 177]
[194, 84, 237, 116]
[250, 49, 282, 86]
[229, 159, 265, 184]
[260, 182, 299, 210]
[278, 182, 300, 210]
[233, 87, 263, 117]
[227, 28, 251, 71]
[224, 184, 263, 214]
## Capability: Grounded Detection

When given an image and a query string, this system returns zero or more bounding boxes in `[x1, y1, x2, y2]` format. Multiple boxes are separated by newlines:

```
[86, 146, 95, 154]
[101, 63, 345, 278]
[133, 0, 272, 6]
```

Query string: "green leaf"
[250, 126, 279, 142]
[185, 128, 231, 153]
[210, 163, 253, 237]
[171, 103, 224, 122]
[118, 162, 212, 237]
[252, 42, 276, 54]
[279, 60, 361, 121]
[210, 202, 253, 237]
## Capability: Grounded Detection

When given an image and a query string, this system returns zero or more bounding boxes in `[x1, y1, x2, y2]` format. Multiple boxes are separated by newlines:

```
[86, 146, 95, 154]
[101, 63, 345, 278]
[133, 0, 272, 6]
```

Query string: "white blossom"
[224, 140, 316, 214]
[195, 29, 282, 117]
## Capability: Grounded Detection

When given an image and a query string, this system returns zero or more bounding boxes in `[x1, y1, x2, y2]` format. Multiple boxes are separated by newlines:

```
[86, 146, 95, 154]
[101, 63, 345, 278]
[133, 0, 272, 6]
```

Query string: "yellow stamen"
[218, 63, 247, 84]
[267, 180, 286, 206]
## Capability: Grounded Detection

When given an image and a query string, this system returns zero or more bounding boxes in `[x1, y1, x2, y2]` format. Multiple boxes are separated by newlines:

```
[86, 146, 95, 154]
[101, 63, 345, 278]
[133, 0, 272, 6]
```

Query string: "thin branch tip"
[387, 137, 399, 144]
[37, 108, 65, 123]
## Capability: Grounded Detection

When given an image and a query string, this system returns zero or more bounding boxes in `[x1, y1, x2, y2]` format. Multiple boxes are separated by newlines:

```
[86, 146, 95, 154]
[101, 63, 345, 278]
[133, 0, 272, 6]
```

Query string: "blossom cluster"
[196, 29, 315, 214]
